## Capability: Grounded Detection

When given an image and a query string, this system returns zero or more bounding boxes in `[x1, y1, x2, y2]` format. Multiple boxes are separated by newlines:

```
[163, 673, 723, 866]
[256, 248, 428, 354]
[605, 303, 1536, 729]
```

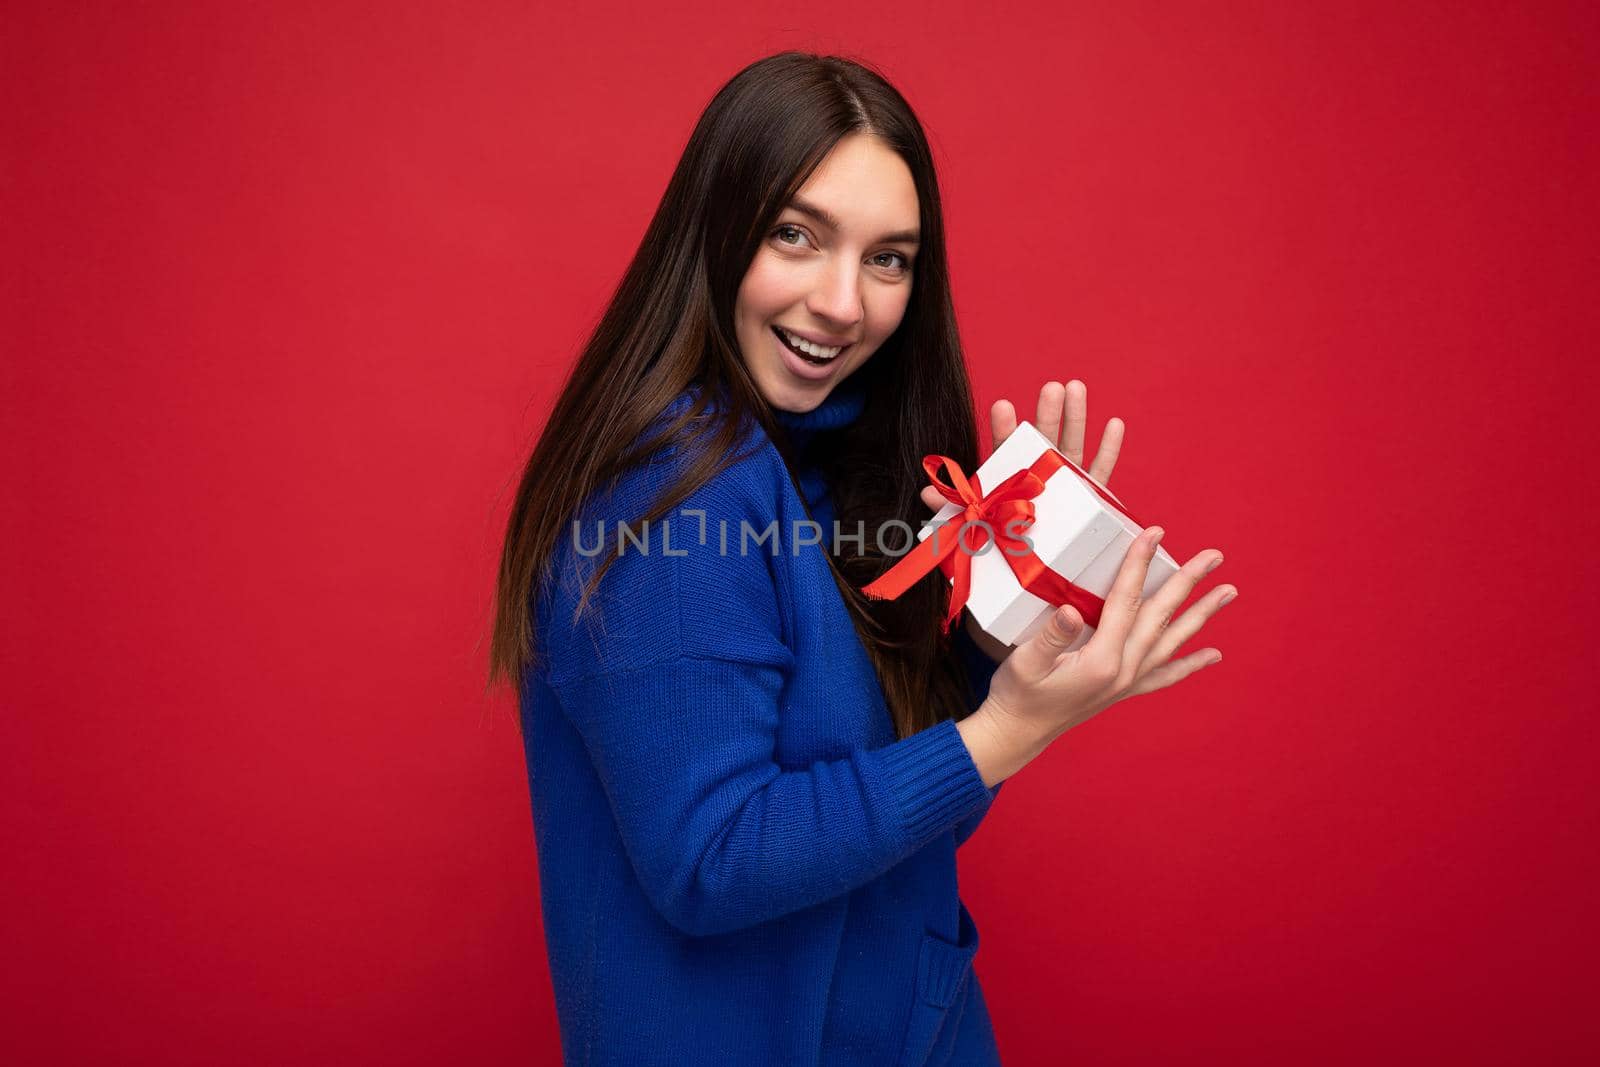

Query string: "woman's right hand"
[959, 525, 1235, 785]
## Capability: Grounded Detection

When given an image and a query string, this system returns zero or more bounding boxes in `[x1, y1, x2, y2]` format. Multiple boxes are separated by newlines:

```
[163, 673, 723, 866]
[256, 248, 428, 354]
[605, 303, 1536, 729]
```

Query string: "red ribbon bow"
[860, 449, 1149, 636]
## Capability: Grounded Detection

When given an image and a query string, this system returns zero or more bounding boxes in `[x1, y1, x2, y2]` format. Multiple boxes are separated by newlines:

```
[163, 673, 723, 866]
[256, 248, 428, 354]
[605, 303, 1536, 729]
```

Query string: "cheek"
[868, 289, 913, 341]
[736, 255, 795, 319]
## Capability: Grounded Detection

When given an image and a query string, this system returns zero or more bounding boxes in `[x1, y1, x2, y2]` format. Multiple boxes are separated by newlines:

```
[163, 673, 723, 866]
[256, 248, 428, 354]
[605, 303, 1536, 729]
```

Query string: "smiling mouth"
[773, 326, 849, 365]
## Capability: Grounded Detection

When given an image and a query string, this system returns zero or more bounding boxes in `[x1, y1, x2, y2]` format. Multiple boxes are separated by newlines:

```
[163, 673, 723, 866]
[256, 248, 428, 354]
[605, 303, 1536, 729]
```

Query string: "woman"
[488, 51, 1234, 1066]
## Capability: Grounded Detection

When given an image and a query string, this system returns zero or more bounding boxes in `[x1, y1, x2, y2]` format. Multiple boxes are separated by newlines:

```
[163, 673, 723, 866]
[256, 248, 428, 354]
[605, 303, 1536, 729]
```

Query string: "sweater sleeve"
[951, 621, 1005, 848]
[540, 450, 994, 937]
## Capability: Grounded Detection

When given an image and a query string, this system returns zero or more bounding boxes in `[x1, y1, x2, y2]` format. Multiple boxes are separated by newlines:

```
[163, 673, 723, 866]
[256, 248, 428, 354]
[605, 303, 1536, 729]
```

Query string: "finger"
[1121, 548, 1223, 672]
[1035, 382, 1066, 456]
[921, 484, 946, 512]
[990, 399, 1018, 452]
[1087, 416, 1125, 487]
[1062, 379, 1087, 466]
[1087, 525, 1163, 655]
[1137, 581, 1236, 677]
[1005, 602, 1086, 682]
[1122, 647, 1222, 699]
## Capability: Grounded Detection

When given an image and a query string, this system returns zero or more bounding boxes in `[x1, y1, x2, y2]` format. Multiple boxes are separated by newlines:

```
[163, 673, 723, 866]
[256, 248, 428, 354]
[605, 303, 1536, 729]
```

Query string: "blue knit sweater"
[519, 378, 1006, 1066]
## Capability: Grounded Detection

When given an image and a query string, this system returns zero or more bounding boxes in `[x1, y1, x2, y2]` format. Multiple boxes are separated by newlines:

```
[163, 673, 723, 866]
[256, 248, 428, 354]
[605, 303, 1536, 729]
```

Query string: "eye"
[771, 223, 814, 249]
[872, 251, 912, 274]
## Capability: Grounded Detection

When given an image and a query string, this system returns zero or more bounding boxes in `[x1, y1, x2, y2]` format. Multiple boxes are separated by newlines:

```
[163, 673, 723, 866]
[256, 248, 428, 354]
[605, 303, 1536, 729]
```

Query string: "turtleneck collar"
[772, 378, 868, 442]
[768, 378, 868, 524]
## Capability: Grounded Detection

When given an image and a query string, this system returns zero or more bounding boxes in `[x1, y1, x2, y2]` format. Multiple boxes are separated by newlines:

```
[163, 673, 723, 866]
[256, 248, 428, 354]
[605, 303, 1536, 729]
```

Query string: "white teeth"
[778, 327, 842, 359]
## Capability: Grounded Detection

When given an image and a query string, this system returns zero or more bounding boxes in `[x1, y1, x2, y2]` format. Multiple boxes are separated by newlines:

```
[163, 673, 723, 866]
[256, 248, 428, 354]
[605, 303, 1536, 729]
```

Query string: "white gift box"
[917, 421, 1180, 651]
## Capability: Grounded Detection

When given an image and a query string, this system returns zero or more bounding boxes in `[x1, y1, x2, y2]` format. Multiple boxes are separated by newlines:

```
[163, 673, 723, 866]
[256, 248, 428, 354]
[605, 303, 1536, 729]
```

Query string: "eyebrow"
[786, 196, 921, 246]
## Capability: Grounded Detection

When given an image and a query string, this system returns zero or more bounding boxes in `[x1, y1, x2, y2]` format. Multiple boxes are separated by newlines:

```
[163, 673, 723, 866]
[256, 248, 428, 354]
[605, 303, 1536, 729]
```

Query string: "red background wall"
[5, 2, 1597, 1063]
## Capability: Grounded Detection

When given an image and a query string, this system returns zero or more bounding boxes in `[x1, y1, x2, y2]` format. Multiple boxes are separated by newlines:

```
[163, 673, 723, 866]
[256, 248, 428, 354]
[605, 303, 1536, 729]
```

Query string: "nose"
[805, 257, 864, 334]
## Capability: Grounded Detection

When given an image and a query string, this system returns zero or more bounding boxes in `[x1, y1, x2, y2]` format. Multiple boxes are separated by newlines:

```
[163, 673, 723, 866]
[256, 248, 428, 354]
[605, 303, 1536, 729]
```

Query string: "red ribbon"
[860, 449, 1149, 636]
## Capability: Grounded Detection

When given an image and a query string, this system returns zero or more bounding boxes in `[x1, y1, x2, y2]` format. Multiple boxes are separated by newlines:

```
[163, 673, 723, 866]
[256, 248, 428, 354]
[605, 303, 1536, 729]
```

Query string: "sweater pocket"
[895, 900, 981, 1067]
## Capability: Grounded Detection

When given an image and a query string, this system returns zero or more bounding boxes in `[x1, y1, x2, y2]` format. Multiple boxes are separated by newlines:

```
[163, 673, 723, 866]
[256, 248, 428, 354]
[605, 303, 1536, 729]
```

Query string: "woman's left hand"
[921, 380, 1127, 663]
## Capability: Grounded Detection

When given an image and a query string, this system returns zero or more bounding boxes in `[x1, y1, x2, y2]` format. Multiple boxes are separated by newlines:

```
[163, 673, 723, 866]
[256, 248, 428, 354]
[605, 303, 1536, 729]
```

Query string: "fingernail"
[1147, 526, 1164, 544]
[1219, 589, 1237, 605]
[1205, 554, 1224, 574]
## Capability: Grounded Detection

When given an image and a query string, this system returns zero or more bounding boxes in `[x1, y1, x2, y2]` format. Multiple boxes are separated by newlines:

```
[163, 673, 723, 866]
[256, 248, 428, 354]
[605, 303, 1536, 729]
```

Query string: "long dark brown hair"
[486, 50, 989, 740]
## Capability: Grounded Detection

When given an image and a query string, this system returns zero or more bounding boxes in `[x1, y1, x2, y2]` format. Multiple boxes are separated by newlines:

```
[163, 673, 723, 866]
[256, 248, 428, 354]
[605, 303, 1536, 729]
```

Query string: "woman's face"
[734, 132, 920, 413]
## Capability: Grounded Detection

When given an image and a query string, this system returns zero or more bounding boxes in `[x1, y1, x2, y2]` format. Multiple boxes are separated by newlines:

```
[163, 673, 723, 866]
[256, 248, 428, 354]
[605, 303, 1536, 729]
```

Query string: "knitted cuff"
[875, 719, 994, 852]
